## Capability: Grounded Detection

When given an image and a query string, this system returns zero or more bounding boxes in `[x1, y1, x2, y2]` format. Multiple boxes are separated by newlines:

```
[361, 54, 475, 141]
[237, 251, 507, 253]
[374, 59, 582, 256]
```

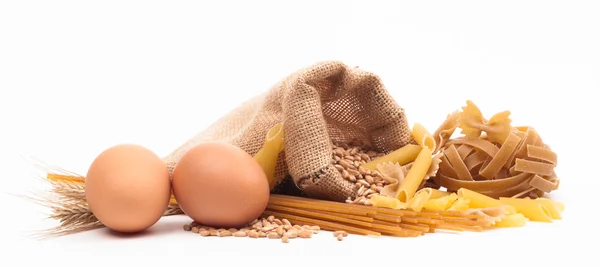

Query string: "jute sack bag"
[162, 61, 414, 202]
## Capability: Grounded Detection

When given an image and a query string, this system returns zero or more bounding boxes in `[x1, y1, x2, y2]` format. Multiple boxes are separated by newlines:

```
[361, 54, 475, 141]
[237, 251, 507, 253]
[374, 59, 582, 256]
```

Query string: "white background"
[1, 1, 598, 266]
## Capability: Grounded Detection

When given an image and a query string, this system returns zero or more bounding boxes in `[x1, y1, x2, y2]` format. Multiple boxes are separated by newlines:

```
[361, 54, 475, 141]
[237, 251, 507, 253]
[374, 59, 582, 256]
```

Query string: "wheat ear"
[26, 159, 185, 238]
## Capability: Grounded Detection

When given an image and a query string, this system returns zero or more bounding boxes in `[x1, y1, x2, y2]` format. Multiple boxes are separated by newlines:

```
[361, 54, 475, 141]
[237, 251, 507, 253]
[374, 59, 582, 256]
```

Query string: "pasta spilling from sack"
[345, 100, 564, 230]
[24, 61, 564, 240]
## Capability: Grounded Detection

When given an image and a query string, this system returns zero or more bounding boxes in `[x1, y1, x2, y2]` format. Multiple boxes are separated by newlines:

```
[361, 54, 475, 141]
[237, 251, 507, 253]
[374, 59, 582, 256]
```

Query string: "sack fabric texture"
[163, 61, 414, 202]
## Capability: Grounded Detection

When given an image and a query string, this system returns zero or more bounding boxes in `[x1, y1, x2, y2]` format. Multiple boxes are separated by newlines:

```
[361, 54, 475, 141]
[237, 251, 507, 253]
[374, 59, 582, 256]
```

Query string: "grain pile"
[330, 143, 390, 205]
[183, 215, 347, 242]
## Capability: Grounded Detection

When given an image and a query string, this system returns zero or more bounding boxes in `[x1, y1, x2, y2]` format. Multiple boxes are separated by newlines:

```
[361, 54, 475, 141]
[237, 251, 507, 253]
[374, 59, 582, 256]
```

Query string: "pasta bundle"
[430, 101, 560, 199]
[265, 194, 492, 236]
[358, 101, 564, 229]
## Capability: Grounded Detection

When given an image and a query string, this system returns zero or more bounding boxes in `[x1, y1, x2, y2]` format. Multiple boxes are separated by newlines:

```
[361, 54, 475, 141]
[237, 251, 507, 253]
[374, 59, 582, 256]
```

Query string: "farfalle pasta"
[431, 101, 560, 199]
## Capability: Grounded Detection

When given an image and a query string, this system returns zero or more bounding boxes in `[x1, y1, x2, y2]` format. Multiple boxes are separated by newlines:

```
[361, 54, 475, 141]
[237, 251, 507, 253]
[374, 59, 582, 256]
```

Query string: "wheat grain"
[331, 144, 390, 204]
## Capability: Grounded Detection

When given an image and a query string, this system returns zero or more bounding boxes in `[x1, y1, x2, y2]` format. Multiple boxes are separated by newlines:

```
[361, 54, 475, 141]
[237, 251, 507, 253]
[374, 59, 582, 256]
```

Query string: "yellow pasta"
[447, 197, 470, 211]
[458, 100, 485, 139]
[534, 198, 563, 218]
[499, 197, 560, 222]
[362, 144, 422, 171]
[495, 213, 528, 227]
[412, 123, 436, 151]
[484, 110, 513, 144]
[367, 194, 407, 210]
[430, 188, 450, 199]
[424, 193, 458, 211]
[253, 122, 285, 190]
[457, 188, 516, 213]
[407, 188, 433, 212]
[396, 146, 433, 202]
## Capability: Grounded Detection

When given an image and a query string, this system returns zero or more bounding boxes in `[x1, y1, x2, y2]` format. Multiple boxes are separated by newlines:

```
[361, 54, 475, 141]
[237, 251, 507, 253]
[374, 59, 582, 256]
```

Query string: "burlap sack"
[162, 61, 414, 202]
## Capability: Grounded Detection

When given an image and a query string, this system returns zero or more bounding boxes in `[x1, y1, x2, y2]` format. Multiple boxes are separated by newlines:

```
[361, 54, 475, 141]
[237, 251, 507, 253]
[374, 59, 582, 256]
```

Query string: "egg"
[172, 141, 269, 228]
[85, 144, 171, 233]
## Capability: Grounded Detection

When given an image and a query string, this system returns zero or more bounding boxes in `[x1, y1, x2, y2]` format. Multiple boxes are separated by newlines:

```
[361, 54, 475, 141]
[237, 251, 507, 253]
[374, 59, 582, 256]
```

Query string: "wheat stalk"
[26, 159, 185, 238]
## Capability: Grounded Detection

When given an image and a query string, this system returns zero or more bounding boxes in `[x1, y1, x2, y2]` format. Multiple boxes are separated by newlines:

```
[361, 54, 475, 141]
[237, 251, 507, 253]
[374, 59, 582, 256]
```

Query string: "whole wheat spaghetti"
[31, 163, 490, 238]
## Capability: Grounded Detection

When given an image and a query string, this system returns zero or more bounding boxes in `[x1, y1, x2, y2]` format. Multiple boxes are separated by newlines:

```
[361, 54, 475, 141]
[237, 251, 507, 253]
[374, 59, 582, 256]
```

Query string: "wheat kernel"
[233, 231, 247, 237]
[299, 230, 312, 238]
[199, 230, 210, 237]
[267, 232, 281, 239]
[248, 230, 259, 238]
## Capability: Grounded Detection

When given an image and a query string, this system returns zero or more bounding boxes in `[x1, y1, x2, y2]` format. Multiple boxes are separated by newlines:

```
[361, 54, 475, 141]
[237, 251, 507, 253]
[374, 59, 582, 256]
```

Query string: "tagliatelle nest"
[430, 101, 560, 199]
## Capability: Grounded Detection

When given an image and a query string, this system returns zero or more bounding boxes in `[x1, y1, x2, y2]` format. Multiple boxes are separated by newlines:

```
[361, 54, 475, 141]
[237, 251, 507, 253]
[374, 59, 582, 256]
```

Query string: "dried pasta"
[457, 188, 516, 213]
[498, 197, 562, 222]
[430, 100, 561, 199]
[424, 193, 458, 211]
[367, 194, 407, 209]
[253, 122, 285, 190]
[430, 188, 450, 199]
[377, 152, 441, 199]
[412, 123, 436, 151]
[267, 194, 489, 237]
[362, 144, 422, 171]
[447, 197, 470, 211]
[494, 213, 528, 227]
[396, 146, 433, 202]
[432, 111, 460, 153]
[458, 101, 513, 144]
[407, 188, 432, 212]
[514, 159, 554, 176]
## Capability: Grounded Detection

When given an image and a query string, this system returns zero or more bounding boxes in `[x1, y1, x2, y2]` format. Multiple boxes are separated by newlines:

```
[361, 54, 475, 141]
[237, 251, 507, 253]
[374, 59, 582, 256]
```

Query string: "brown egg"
[85, 144, 171, 233]
[172, 141, 269, 228]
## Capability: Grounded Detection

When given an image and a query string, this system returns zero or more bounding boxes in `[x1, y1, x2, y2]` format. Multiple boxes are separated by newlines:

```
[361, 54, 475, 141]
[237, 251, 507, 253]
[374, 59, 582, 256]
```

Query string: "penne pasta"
[447, 197, 470, 211]
[362, 144, 422, 171]
[495, 213, 528, 227]
[499, 197, 561, 221]
[253, 122, 285, 189]
[424, 193, 458, 211]
[412, 122, 436, 151]
[430, 188, 450, 199]
[457, 188, 516, 213]
[407, 188, 433, 212]
[367, 194, 407, 210]
[396, 146, 433, 202]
